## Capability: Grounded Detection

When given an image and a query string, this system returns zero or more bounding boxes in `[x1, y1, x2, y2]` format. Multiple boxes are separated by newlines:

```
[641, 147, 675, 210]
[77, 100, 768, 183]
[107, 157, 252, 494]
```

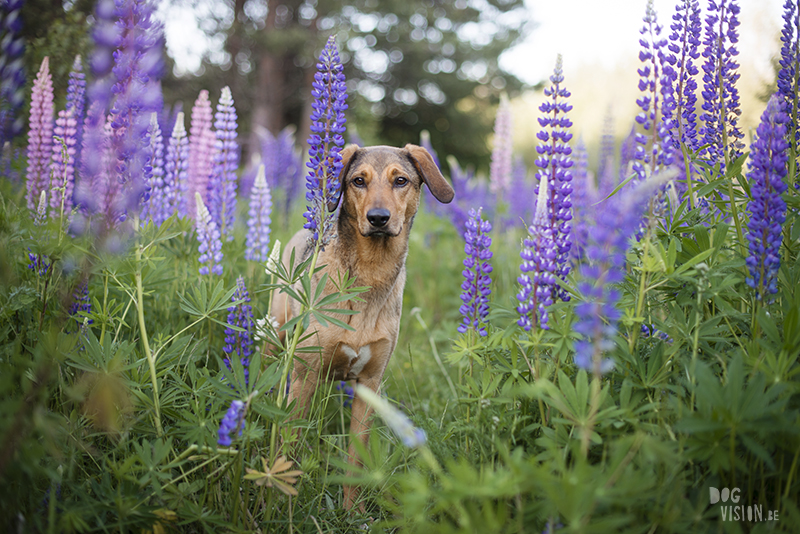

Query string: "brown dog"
[271, 143, 454, 509]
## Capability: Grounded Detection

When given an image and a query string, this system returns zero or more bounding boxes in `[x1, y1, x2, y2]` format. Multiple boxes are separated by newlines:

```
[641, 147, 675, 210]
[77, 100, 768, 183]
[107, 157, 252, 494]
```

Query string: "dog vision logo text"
[709, 487, 779, 522]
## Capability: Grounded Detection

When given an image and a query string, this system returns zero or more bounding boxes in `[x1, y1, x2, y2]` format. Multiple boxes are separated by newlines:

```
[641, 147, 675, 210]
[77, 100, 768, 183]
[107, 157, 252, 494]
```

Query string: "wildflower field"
[2, 0, 800, 532]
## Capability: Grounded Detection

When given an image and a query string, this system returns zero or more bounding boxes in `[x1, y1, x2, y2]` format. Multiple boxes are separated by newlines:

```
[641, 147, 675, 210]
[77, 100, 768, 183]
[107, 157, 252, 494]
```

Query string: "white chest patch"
[341, 344, 373, 376]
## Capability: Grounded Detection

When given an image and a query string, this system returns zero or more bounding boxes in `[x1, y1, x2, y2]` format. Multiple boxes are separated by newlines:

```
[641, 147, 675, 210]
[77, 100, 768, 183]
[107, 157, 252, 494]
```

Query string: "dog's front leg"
[343, 376, 379, 511]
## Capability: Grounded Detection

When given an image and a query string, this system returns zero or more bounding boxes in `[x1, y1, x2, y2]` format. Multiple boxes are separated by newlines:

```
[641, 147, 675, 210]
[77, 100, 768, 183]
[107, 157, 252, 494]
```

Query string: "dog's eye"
[352, 176, 366, 188]
[395, 176, 408, 187]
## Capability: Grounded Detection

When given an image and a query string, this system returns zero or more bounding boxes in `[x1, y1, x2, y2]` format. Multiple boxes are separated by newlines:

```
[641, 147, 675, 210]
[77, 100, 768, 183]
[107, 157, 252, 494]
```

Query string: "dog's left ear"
[403, 144, 455, 204]
[327, 144, 360, 212]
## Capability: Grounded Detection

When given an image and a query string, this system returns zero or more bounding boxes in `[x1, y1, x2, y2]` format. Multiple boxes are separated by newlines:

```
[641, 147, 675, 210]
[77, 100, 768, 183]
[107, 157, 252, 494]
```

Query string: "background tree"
[169, 0, 530, 172]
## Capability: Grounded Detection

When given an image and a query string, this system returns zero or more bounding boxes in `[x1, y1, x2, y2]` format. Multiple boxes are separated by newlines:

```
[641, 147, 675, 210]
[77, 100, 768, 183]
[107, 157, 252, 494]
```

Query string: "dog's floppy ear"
[327, 144, 360, 212]
[403, 144, 455, 204]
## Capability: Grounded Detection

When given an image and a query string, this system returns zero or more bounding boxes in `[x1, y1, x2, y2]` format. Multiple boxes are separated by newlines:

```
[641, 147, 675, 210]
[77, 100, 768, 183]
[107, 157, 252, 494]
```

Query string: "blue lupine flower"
[66, 55, 86, 173]
[207, 87, 239, 240]
[574, 179, 662, 375]
[245, 165, 273, 262]
[700, 0, 744, 168]
[633, 0, 673, 183]
[0, 0, 26, 145]
[535, 55, 573, 301]
[258, 126, 302, 220]
[153, 112, 188, 225]
[355, 385, 426, 449]
[431, 157, 492, 236]
[619, 125, 638, 183]
[506, 156, 536, 229]
[778, 0, 800, 152]
[596, 111, 617, 198]
[745, 96, 789, 302]
[223, 277, 254, 387]
[141, 113, 164, 224]
[27, 249, 52, 277]
[517, 174, 557, 331]
[458, 208, 493, 337]
[304, 36, 348, 246]
[570, 138, 594, 260]
[195, 193, 223, 276]
[336, 381, 355, 408]
[108, 0, 165, 218]
[68, 280, 93, 332]
[217, 399, 246, 447]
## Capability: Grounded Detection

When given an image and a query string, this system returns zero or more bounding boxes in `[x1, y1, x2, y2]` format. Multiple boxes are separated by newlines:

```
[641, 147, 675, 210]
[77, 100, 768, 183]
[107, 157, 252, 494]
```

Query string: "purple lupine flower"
[195, 193, 223, 276]
[140, 113, 163, 223]
[223, 277, 254, 387]
[148, 112, 188, 225]
[27, 250, 51, 277]
[420, 130, 440, 168]
[506, 156, 535, 229]
[663, 0, 702, 153]
[108, 0, 165, 219]
[619, 125, 638, 183]
[458, 208, 493, 337]
[88, 0, 120, 111]
[0, 0, 26, 144]
[778, 0, 800, 153]
[490, 94, 513, 201]
[98, 115, 125, 227]
[186, 90, 215, 219]
[304, 35, 348, 246]
[68, 279, 93, 332]
[633, 0, 673, 183]
[49, 107, 79, 215]
[206, 87, 238, 239]
[432, 157, 491, 235]
[596, 111, 617, 198]
[745, 96, 789, 302]
[700, 0, 744, 168]
[570, 138, 594, 259]
[25, 57, 54, 211]
[574, 180, 662, 375]
[217, 399, 246, 447]
[66, 55, 86, 171]
[245, 165, 273, 262]
[517, 174, 557, 331]
[336, 381, 355, 408]
[257, 126, 301, 220]
[535, 55, 573, 302]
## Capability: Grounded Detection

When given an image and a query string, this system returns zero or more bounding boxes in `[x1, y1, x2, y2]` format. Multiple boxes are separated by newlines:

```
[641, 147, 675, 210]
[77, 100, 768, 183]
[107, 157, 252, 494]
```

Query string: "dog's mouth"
[362, 228, 400, 238]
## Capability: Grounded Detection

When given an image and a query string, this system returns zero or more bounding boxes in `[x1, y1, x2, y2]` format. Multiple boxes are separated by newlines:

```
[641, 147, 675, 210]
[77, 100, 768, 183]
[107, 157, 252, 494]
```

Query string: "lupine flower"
[458, 208, 493, 337]
[25, 57, 54, 211]
[207, 87, 239, 240]
[633, 0, 673, 183]
[700, 0, 744, 168]
[27, 249, 52, 277]
[535, 55, 573, 301]
[355, 385, 426, 448]
[745, 96, 789, 302]
[490, 94, 513, 201]
[641, 323, 672, 342]
[570, 138, 594, 259]
[217, 399, 246, 447]
[431, 156, 492, 235]
[0, 0, 26, 144]
[140, 113, 164, 224]
[108, 0, 165, 218]
[68, 280, 92, 332]
[517, 174, 557, 331]
[186, 89, 215, 219]
[195, 193, 223, 276]
[50, 107, 78, 215]
[619, 125, 638, 183]
[336, 381, 355, 408]
[257, 126, 302, 220]
[150, 112, 188, 225]
[506, 156, 535, 228]
[66, 55, 86, 169]
[596, 110, 617, 198]
[573, 179, 662, 375]
[34, 191, 47, 225]
[304, 35, 348, 246]
[223, 277, 254, 387]
[419, 130, 440, 168]
[778, 0, 800, 153]
[245, 165, 273, 262]
[98, 115, 125, 227]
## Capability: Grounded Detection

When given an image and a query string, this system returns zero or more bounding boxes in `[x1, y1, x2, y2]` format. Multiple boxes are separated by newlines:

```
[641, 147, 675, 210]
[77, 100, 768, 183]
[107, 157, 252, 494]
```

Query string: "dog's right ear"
[327, 144, 360, 212]
[404, 144, 455, 204]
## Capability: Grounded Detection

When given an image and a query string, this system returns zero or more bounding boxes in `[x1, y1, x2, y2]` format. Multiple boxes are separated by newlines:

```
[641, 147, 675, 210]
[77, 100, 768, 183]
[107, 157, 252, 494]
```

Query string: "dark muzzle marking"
[367, 208, 391, 228]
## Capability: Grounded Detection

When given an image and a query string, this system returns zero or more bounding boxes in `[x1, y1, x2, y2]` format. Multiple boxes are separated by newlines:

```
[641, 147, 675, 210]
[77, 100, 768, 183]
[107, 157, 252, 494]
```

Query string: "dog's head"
[329, 144, 454, 238]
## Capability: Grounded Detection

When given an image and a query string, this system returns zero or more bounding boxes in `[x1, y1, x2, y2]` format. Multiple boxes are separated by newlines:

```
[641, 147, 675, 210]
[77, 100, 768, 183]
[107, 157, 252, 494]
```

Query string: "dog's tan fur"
[271, 144, 453, 509]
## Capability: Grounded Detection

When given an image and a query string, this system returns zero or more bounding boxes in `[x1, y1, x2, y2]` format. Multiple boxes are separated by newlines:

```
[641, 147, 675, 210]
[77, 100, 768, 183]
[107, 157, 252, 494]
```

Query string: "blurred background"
[16, 0, 785, 176]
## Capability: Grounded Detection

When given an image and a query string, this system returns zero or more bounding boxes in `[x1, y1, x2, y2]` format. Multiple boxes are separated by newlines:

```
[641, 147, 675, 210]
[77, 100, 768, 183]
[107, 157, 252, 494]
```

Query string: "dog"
[270, 143, 454, 509]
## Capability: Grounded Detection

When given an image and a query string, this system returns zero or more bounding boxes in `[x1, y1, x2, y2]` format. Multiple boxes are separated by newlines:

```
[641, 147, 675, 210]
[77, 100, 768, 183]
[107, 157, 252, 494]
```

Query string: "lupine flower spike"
[217, 399, 246, 447]
[50, 107, 79, 215]
[355, 385, 426, 448]
[195, 193, 223, 276]
[186, 90, 215, 219]
[223, 277, 254, 387]
[26, 57, 54, 211]
[458, 208, 493, 337]
[304, 35, 348, 246]
[517, 174, 557, 331]
[245, 164, 273, 262]
[66, 55, 86, 169]
[207, 86, 239, 239]
[490, 94, 513, 203]
[745, 96, 789, 302]
[535, 55, 573, 301]
[151, 112, 188, 225]
[778, 0, 800, 186]
[0, 0, 26, 145]
[141, 114, 164, 224]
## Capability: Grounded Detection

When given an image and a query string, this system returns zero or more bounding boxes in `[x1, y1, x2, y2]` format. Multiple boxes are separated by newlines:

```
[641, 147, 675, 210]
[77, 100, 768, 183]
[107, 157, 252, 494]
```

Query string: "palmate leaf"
[178, 279, 239, 327]
[243, 455, 302, 496]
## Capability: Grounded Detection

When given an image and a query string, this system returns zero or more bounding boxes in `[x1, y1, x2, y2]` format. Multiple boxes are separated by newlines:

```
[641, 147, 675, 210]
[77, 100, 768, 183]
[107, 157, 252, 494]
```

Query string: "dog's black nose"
[367, 208, 391, 228]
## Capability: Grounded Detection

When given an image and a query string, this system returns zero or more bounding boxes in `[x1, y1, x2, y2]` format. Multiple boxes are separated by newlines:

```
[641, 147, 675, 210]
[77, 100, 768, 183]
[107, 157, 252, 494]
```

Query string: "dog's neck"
[331, 210, 409, 294]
